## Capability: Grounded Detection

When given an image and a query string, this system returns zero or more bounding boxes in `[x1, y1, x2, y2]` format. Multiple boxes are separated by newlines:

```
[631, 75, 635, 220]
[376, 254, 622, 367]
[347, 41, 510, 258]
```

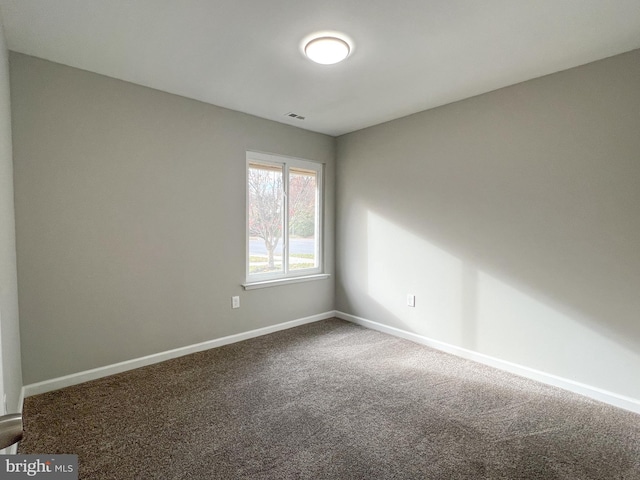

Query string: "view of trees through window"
[248, 161, 318, 276]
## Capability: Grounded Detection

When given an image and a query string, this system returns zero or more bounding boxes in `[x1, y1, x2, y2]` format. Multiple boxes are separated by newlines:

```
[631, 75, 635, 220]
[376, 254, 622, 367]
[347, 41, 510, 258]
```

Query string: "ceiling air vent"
[285, 112, 305, 120]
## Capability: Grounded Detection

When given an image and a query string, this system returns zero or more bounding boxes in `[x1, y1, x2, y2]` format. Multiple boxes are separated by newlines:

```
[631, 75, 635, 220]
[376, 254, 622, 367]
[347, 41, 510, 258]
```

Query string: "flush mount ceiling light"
[304, 35, 351, 65]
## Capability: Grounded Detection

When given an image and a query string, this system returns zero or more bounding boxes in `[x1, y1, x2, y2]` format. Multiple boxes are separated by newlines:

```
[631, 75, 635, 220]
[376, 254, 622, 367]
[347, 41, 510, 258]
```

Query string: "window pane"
[288, 168, 317, 271]
[248, 163, 284, 275]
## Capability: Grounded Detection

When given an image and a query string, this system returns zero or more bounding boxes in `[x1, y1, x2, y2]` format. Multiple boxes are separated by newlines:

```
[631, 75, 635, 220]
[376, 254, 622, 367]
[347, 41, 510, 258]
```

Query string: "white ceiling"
[1, 1, 640, 136]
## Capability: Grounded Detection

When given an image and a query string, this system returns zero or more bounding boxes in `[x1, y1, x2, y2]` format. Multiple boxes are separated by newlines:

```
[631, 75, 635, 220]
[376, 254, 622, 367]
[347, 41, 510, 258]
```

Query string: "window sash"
[246, 152, 323, 282]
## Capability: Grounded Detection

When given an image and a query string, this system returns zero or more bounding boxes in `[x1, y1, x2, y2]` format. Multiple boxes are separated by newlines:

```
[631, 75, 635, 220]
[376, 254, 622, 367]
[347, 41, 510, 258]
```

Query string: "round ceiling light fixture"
[304, 35, 351, 65]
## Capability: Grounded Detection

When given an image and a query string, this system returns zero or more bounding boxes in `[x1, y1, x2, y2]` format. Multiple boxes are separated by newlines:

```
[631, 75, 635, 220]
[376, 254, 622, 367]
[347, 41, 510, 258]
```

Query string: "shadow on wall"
[340, 202, 640, 399]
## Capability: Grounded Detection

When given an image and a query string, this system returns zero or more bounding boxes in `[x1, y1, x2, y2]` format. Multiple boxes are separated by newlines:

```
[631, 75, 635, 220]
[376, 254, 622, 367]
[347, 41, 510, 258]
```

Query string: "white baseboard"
[23, 311, 335, 398]
[22, 309, 640, 414]
[336, 311, 640, 415]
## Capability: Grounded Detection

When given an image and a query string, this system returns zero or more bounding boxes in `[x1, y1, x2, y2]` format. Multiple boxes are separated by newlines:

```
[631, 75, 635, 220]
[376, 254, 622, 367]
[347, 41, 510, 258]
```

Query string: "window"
[246, 152, 324, 285]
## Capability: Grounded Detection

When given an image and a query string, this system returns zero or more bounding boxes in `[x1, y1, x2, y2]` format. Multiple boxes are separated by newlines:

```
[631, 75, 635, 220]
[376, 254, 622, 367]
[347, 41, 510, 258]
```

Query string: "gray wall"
[0, 18, 22, 411]
[11, 53, 335, 385]
[336, 49, 640, 400]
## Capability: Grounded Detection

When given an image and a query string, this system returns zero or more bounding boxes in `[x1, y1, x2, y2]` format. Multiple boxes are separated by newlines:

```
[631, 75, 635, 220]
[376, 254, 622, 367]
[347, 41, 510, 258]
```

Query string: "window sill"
[242, 274, 330, 290]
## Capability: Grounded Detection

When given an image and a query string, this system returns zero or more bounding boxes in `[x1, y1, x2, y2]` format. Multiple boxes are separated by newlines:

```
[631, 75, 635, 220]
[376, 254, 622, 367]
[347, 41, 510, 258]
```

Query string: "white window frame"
[244, 151, 325, 288]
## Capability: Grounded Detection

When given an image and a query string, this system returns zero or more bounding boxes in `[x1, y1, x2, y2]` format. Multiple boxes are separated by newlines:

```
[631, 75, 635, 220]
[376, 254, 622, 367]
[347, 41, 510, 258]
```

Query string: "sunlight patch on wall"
[366, 211, 465, 344]
[364, 210, 640, 398]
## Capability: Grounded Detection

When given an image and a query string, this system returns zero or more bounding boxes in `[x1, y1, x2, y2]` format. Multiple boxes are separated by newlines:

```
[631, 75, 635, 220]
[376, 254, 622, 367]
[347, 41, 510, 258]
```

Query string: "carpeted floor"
[19, 318, 640, 479]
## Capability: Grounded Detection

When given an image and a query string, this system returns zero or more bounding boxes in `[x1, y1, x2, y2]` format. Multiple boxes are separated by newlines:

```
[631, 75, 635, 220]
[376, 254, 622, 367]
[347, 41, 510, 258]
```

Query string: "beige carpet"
[19, 319, 640, 479]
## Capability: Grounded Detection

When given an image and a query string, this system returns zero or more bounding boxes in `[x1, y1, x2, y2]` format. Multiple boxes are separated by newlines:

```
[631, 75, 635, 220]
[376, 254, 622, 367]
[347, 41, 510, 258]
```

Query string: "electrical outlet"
[407, 294, 416, 307]
[232, 296, 240, 309]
